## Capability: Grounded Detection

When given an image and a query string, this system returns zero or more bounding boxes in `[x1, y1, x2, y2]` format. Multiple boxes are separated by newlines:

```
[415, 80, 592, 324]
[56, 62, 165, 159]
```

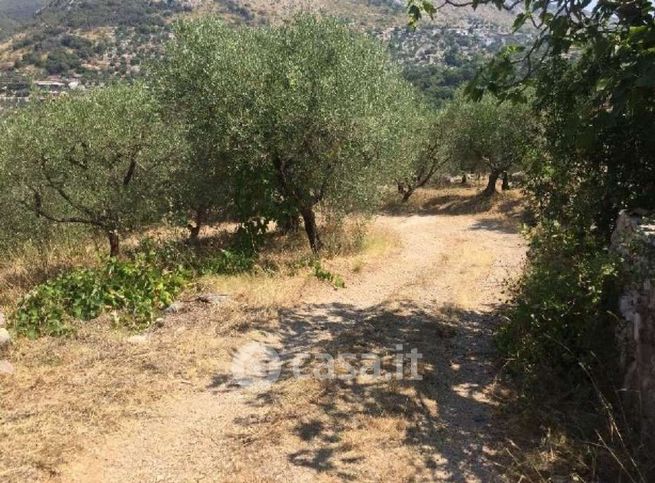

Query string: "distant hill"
[0, 0, 526, 107]
[0, 0, 45, 22]
[0, 0, 46, 38]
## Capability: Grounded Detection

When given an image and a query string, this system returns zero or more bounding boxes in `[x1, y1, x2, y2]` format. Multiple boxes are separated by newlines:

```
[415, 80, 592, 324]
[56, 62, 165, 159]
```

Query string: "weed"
[198, 249, 255, 275]
[9, 234, 260, 338]
[497, 223, 620, 393]
[312, 261, 345, 289]
[11, 254, 189, 337]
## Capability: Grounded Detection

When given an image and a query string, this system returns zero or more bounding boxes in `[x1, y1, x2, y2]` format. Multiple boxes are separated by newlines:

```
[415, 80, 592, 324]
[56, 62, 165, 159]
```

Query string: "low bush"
[497, 223, 621, 396]
[495, 224, 649, 481]
[312, 261, 346, 289]
[197, 249, 256, 275]
[11, 253, 189, 337]
[8, 231, 265, 338]
[135, 237, 257, 276]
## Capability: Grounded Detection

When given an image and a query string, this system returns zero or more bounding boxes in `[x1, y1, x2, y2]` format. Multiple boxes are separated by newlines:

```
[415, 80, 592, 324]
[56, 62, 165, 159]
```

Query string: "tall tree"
[258, 15, 417, 252]
[157, 15, 421, 253]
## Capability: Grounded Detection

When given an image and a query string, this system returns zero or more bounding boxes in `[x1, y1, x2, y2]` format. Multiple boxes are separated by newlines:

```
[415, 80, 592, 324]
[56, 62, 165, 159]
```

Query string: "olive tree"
[0, 84, 185, 256]
[153, 16, 419, 252]
[258, 16, 416, 252]
[395, 108, 450, 202]
[153, 20, 268, 241]
[443, 94, 534, 196]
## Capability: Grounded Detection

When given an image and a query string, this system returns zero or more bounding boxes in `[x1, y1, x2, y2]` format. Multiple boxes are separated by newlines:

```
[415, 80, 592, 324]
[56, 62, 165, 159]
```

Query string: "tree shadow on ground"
[470, 217, 522, 235]
[383, 190, 525, 221]
[421, 192, 526, 219]
[209, 301, 512, 481]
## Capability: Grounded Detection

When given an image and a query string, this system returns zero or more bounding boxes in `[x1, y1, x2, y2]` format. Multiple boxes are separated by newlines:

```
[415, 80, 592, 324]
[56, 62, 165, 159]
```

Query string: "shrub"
[197, 249, 256, 276]
[135, 237, 257, 277]
[7, 237, 258, 339]
[312, 261, 346, 289]
[319, 216, 369, 257]
[497, 223, 621, 396]
[11, 253, 189, 337]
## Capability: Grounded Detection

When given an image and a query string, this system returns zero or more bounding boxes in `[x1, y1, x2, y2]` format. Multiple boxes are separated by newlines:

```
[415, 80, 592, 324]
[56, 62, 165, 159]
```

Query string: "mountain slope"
[0, 0, 47, 38]
[0, 0, 523, 107]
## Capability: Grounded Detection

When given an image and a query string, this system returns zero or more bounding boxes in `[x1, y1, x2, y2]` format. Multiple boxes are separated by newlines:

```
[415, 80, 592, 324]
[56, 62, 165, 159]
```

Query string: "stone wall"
[611, 210, 655, 449]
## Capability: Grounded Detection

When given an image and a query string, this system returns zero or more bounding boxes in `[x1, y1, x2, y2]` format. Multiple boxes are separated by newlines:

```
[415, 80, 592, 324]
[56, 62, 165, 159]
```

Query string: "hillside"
[0, 0, 46, 38]
[0, 0, 524, 106]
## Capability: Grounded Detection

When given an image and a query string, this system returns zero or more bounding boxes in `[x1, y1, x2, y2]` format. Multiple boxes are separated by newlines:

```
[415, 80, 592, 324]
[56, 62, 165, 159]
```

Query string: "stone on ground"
[0, 328, 11, 347]
[0, 359, 15, 376]
[196, 293, 230, 305]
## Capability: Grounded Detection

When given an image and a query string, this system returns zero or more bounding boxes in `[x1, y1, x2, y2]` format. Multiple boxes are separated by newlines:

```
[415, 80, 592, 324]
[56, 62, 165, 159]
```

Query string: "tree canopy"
[258, 16, 418, 251]
[0, 83, 185, 256]
[157, 15, 422, 252]
[154, 19, 267, 241]
[442, 93, 535, 195]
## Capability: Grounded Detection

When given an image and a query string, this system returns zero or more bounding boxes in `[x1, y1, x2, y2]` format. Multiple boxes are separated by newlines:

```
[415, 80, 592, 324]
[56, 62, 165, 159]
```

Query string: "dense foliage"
[498, 224, 620, 391]
[12, 253, 188, 337]
[528, 55, 655, 239]
[0, 83, 186, 257]
[402, 59, 483, 108]
[157, 16, 421, 252]
[10, 239, 260, 338]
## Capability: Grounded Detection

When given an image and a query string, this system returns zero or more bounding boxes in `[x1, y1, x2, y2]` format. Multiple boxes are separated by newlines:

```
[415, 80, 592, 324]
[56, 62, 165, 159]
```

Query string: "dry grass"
[384, 185, 526, 220]
[0, 311, 241, 481]
[0, 236, 106, 308]
[491, 367, 650, 483]
[5, 181, 622, 482]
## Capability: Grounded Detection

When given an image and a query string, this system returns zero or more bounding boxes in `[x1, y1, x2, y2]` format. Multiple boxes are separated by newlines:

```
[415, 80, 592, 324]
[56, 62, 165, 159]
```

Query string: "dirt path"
[61, 210, 525, 482]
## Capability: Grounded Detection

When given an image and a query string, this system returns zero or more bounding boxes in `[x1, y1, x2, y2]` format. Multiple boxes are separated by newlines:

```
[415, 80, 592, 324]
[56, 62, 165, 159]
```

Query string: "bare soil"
[0, 187, 527, 482]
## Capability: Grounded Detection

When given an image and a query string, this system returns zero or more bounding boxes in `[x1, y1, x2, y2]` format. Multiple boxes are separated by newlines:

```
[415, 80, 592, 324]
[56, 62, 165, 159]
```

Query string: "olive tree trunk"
[501, 171, 510, 191]
[401, 189, 414, 203]
[300, 207, 322, 254]
[397, 182, 413, 203]
[279, 213, 301, 234]
[483, 170, 501, 197]
[107, 230, 120, 258]
[188, 206, 207, 243]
